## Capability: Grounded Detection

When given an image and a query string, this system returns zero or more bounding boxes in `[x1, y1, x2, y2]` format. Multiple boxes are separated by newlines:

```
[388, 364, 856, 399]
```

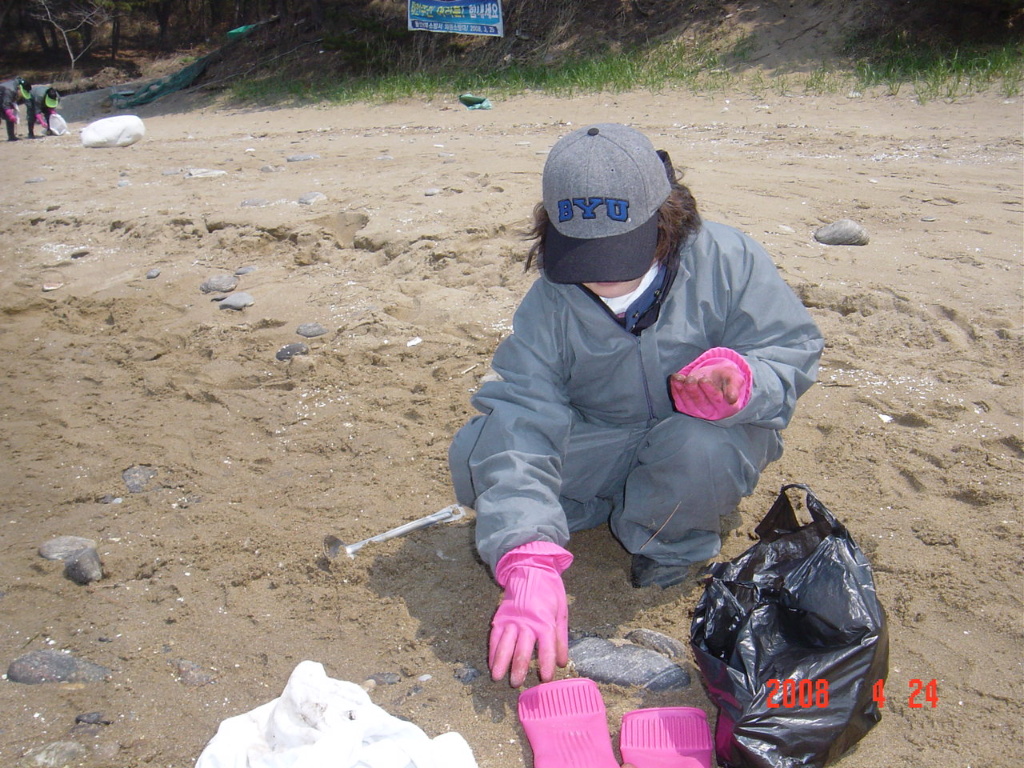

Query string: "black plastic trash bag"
[690, 484, 888, 768]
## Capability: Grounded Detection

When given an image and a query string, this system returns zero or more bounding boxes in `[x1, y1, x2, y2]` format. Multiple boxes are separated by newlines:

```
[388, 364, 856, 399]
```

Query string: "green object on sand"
[459, 93, 492, 110]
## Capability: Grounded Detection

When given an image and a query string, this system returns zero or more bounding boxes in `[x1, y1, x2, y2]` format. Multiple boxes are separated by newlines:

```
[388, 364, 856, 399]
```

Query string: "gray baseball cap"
[542, 123, 671, 284]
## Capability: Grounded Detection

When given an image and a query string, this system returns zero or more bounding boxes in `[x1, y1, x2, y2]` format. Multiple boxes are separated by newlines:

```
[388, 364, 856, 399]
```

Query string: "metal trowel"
[323, 504, 466, 559]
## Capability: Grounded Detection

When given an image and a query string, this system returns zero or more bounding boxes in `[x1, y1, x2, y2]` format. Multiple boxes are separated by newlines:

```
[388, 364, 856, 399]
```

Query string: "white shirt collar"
[599, 262, 660, 315]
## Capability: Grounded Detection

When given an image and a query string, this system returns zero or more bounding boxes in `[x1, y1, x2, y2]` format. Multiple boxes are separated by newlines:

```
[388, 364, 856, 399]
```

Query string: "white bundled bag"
[194, 660, 478, 768]
[81, 114, 145, 147]
[49, 113, 68, 136]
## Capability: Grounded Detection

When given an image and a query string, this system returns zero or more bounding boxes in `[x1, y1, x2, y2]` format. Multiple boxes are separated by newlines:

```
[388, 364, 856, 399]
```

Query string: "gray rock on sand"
[217, 292, 254, 310]
[7, 649, 112, 684]
[276, 342, 309, 361]
[200, 274, 239, 293]
[296, 322, 327, 338]
[39, 535, 97, 561]
[454, 664, 481, 684]
[814, 218, 870, 245]
[624, 628, 687, 659]
[299, 192, 327, 205]
[65, 547, 104, 584]
[123, 464, 157, 492]
[39, 536, 104, 584]
[172, 659, 216, 686]
[568, 635, 690, 691]
[20, 741, 88, 767]
[75, 712, 113, 725]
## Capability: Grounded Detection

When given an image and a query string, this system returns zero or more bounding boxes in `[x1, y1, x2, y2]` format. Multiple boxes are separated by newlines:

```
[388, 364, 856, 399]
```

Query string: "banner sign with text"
[408, 0, 504, 37]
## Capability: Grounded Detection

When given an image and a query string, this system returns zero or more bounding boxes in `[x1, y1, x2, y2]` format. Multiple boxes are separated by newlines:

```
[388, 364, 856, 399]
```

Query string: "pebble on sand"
[276, 342, 309, 361]
[172, 659, 217, 686]
[65, 547, 104, 585]
[39, 535, 97, 561]
[217, 292, 254, 310]
[200, 274, 239, 294]
[75, 712, 113, 725]
[623, 628, 687, 659]
[568, 635, 690, 692]
[123, 464, 158, 492]
[813, 219, 870, 246]
[7, 649, 112, 684]
[453, 664, 481, 684]
[296, 322, 328, 338]
[20, 741, 88, 768]
[37, 535, 104, 584]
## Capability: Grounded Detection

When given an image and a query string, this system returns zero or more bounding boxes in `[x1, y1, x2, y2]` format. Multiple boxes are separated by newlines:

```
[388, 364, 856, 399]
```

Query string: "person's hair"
[525, 162, 701, 274]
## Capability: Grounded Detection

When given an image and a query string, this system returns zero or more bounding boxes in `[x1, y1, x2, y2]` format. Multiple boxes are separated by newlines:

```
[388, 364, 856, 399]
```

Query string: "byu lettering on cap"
[557, 197, 631, 223]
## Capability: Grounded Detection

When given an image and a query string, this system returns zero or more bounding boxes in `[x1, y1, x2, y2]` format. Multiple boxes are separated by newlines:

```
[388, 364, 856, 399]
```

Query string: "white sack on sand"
[81, 115, 146, 147]
[194, 660, 478, 768]
[49, 113, 68, 135]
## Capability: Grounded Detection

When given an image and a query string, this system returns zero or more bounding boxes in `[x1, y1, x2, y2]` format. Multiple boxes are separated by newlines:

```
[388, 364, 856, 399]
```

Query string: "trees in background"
[29, 0, 110, 70]
[1, 0, 1020, 77]
[2, 0, 306, 63]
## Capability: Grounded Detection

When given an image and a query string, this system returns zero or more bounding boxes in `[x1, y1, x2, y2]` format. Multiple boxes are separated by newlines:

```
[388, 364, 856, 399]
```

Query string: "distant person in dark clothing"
[1, 77, 29, 142]
[27, 85, 60, 138]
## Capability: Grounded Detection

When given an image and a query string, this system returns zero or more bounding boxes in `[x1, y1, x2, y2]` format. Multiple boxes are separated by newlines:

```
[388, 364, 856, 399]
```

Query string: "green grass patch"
[851, 34, 1023, 101]
[229, 36, 733, 104]
[228, 31, 1024, 105]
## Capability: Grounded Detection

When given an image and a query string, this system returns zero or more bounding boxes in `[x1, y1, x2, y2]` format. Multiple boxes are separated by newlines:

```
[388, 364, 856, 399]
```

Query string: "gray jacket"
[465, 221, 824, 560]
[0, 78, 19, 113]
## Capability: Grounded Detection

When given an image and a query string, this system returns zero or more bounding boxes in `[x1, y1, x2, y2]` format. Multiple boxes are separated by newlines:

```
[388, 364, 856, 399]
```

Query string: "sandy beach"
[0, 85, 1021, 767]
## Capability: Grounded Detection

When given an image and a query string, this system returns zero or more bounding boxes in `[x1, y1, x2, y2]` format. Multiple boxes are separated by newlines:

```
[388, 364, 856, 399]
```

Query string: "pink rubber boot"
[518, 678, 619, 768]
[619, 707, 713, 768]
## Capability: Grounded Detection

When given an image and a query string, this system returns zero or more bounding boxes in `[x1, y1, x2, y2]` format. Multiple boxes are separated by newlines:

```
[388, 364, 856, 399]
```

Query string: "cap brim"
[543, 213, 659, 284]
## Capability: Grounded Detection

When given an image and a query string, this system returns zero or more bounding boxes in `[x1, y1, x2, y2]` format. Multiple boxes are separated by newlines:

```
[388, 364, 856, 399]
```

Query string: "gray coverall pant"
[450, 411, 783, 567]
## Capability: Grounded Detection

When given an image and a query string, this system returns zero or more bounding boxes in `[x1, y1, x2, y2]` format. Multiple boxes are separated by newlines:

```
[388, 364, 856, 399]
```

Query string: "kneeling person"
[448, 123, 824, 688]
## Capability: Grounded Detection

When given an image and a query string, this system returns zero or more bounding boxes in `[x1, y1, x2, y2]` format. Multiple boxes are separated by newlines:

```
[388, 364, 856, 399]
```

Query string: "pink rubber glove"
[4, 108, 16, 124]
[670, 347, 752, 420]
[36, 113, 47, 128]
[490, 541, 573, 688]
